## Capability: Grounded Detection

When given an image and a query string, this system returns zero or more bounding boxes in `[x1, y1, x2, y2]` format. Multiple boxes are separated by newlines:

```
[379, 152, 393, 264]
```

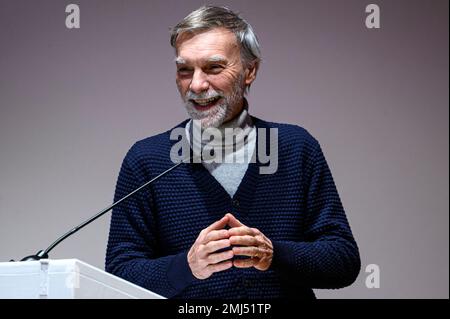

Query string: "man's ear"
[244, 60, 259, 86]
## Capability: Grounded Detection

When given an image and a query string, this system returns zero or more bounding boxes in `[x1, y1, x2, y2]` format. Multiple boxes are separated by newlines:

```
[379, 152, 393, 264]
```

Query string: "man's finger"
[233, 257, 256, 268]
[232, 246, 266, 258]
[228, 226, 254, 237]
[226, 213, 243, 227]
[203, 238, 231, 254]
[204, 229, 230, 244]
[205, 215, 229, 233]
[207, 249, 234, 264]
[206, 260, 233, 274]
[229, 235, 258, 246]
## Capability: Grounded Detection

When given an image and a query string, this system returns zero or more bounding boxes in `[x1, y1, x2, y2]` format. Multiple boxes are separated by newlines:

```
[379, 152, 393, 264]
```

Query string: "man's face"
[175, 28, 254, 128]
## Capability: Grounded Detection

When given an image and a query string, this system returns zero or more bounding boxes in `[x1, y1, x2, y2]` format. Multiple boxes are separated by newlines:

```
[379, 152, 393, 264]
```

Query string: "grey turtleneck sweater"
[185, 103, 256, 197]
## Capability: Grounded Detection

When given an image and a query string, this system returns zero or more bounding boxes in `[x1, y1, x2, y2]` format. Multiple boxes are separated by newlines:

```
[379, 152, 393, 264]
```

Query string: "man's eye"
[177, 68, 193, 74]
[206, 65, 223, 73]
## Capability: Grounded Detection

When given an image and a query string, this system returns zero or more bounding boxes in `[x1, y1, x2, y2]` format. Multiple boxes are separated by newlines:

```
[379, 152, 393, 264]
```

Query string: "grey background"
[0, 0, 448, 298]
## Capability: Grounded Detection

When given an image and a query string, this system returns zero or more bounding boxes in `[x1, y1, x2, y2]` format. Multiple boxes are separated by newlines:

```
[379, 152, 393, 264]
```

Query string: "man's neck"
[215, 98, 252, 135]
[221, 98, 245, 126]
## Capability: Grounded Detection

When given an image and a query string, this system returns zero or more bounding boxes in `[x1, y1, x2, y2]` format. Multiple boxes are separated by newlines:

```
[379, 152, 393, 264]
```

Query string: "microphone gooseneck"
[17, 156, 191, 262]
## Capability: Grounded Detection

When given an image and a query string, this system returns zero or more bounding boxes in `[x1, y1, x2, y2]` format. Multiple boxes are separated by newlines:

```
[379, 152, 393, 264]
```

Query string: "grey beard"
[182, 72, 245, 128]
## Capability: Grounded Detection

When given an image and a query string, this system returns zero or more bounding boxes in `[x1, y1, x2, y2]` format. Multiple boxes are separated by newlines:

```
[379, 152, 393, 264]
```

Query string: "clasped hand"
[188, 213, 273, 280]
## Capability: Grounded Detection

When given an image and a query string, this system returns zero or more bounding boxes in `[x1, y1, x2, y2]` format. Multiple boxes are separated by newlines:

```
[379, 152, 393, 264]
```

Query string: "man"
[105, 6, 360, 299]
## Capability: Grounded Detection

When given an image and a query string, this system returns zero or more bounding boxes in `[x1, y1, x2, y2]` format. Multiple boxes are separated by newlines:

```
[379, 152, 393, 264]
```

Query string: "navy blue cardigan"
[105, 117, 360, 299]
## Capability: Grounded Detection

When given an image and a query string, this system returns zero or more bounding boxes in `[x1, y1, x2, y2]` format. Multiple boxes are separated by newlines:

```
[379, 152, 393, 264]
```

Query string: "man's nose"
[189, 69, 209, 94]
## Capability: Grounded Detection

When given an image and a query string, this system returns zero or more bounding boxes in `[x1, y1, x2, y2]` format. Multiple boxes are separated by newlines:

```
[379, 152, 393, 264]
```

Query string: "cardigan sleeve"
[271, 140, 361, 289]
[105, 149, 196, 298]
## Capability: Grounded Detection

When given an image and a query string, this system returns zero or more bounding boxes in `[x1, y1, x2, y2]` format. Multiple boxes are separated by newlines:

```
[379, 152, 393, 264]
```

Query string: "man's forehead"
[174, 28, 239, 63]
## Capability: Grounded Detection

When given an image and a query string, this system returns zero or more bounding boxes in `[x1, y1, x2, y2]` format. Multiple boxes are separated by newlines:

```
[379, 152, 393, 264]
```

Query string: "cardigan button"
[232, 199, 240, 207]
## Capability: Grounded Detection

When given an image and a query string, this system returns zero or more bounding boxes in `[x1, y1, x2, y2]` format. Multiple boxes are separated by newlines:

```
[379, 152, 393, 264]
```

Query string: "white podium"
[0, 259, 165, 299]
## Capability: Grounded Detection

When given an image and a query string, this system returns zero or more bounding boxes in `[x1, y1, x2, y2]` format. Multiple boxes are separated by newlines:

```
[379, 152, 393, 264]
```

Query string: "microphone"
[15, 155, 191, 262]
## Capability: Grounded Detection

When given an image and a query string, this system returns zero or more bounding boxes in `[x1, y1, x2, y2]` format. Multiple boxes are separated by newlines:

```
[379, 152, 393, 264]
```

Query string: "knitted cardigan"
[105, 117, 360, 299]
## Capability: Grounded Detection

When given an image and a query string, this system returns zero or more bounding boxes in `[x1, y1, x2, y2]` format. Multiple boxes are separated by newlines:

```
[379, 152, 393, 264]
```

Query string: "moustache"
[185, 90, 224, 101]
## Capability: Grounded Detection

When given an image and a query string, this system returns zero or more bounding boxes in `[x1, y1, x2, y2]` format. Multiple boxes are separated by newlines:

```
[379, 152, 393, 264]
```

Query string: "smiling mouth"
[191, 96, 222, 109]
